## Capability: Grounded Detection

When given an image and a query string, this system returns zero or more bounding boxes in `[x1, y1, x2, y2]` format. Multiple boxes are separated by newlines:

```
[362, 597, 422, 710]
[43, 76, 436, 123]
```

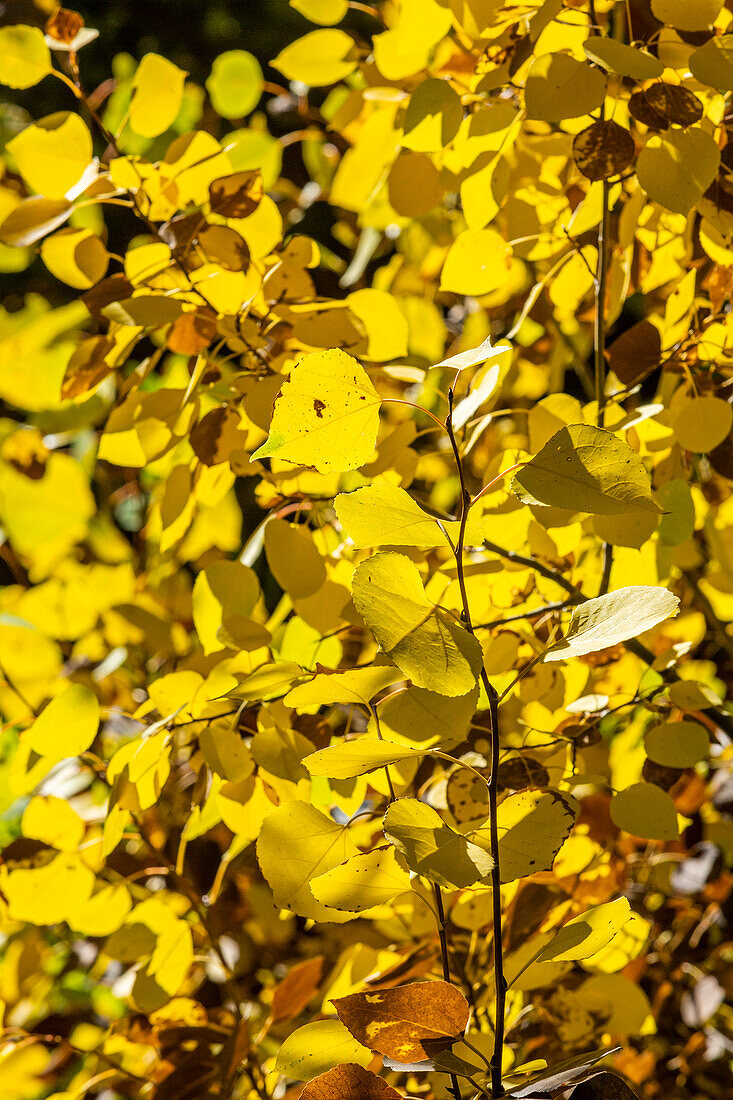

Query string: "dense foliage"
[0, 1, 731, 1098]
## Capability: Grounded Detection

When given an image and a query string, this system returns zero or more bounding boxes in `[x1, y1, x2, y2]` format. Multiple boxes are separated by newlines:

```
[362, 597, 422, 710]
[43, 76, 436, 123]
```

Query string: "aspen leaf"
[275, 1020, 372, 1079]
[66, 884, 133, 938]
[544, 586, 679, 661]
[256, 801, 359, 921]
[290, 0, 349, 24]
[376, 685, 479, 750]
[351, 552, 483, 696]
[477, 789, 578, 883]
[25, 683, 99, 759]
[582, 38, 662, 80]
[285, 665, 400, 708]
[388, 151, 443, 216]
[0, 195, 73, 247]
[610, 782, 679, 840]
[636, 129, 720, 216]
[372, 0, 451, 80]
[524, 55, 606, 122]
[251, 349, 381, 473]
[22, 796, 85, 851]
[650, 0, 722, 31]
[335, 482, 482, 549]
[432, 336, 512, 373]
[573, 121, 635, 183]
[129, 54, 187, 138]
[272, 29, 357, 86]
[7, 113, 93, 200]
[644, 720, 709, 768]
[333, 980, 470, 1061]
[690, 35, 733, 92]
[300, 1065, 403, 1100]
[311, 847, 412, 911]
[671, 396, 732, 453]
[192, 560, 263, 654]
[0, 853, 95, 925]
[536, 899, 632, 963]
[383, 797, 494, 888]
[513, 424, 660, 516]
[440, 228, 512, 296]
[265, 518, 326, 598]
[305, 738, 423, 779]
[569, 1071, 639, 1100]
[41, 227, 109, 289]
[402, 78, 463, 153]
[0, 25, 52, 88]
[206, 50, 263, 118]
[271, 956, 325, 1023]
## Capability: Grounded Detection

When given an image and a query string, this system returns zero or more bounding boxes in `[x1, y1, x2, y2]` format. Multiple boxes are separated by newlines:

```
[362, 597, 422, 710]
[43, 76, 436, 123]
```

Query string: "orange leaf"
[299, 1064, 403, 1100]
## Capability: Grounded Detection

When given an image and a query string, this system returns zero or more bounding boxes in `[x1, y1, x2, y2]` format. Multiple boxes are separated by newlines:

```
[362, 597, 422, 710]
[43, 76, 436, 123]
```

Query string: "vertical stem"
[433, 883, 464, 1100]
[594, 178, 610, 429]
[446, 391, 506, 1098]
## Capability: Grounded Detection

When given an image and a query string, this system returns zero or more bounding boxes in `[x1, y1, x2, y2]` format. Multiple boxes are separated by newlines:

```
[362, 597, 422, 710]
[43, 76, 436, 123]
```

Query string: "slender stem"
[474, 599, 576, 630]
[433, 883, 464, 1100]
[446, 389, 506, 1098]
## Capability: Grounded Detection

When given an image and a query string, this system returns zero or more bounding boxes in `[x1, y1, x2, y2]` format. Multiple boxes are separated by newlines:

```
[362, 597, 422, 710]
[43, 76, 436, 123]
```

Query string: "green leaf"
[544, 586, 679, 662]
[0, 25, 52, 89]
[251, 349, 381, 474]
[351, 552, 483, 696]
[610, 783, 679, 841]
[304, 738, 423, 779]
[513, 424, 661, 515]
[206, 50, 263, 118]
[384, 797, 494, 888]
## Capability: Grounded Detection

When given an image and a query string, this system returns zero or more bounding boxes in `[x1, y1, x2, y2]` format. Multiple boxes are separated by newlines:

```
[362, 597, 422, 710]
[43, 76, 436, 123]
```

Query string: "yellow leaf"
[129, 53, 187, 138]
[285, 665, 401, 708]
[304, 738, 423, 779]
[41, 227, 109, 289]
[206, 50, 263, 118]
[376, 684, 479, 750]
[384, 797, 494, 888]
[610, 782, 679, 840]
[264, 518, 326, 598]
[401, 78, 463, 153]
[272, 29, 357, 86]
[650, 0, 722, 31]
[689, 34, 733, 91]
[347, 288, 409, 362]
[637, 129, 720, 216]
[25, 683, 99, 759]
[7, 113, 93, 200]
[513, 424, 660, 515]
[0, 853, 95, 924]
[251, 349, 381, 473]
[256, 800, 359, 921]
[476, 789, 578, 883]
[311, 847, 411, 912]
[335, 481, 483, 549]
[275, 1019, 372, 1079]
[671, 395, 733, 453]
[373, 0, 452, 80]
[22, 795, 85, 851]
[536, 898, 632, 963]
[545, 586, 679, 662]
[440, 228, 513, 296]
[351, 552, 483, 696]
[0, 25, 52, 89]
[290, 0, 348, 23]
[644, 720, 709, 768]
[524, 54, 606, 121]
[66, 884, 133, 937]
[583, 38, 662, 80]
[192, 560, 263, 655]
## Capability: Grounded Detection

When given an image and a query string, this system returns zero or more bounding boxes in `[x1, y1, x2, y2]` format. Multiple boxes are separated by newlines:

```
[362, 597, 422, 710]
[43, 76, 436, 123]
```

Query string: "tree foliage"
[0, 1, 731, 1098]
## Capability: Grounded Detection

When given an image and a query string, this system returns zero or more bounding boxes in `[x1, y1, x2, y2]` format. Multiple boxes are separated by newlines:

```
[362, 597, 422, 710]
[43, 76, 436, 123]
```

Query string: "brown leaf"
[198, 224, 250, 271]
[573, 120, 636, 181]
[606, 320, 661, 386]
[333, 980, 469, 1062]
[271, 956, 325, 1024]
[46, 8, 84, 44]
[190, 405, 249, 466]
[82, 274, 134, 320]
[0, 429, 49, 480]
[167, 309, 218, 355]
[629, 82, 702, 131]
[61, 335, 115, 399]
[569, 1070, 640, 1100]
[209, 171, 264, 218]
[299, 1064, 403, 1100]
